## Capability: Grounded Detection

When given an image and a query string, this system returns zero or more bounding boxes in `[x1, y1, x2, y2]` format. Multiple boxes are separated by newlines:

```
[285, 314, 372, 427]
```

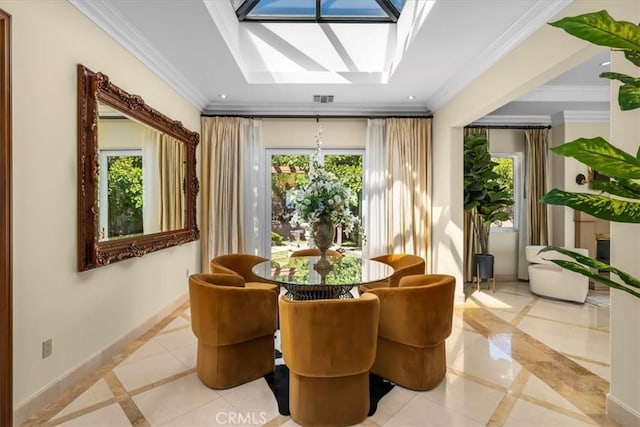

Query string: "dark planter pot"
[473, 253, 494, 280]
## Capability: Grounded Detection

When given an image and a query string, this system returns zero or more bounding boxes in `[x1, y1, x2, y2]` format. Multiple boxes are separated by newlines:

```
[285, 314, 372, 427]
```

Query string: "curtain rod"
[465, 124, 551, 130]
[201, 113, 433, 119]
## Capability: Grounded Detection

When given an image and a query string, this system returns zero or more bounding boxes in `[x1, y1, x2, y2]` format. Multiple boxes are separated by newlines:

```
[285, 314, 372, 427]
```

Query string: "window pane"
[321, 0, 386, 18]
[248, 0, 316, 18]
[271, 154, 310, 260]
[491, 156, 515, 228]
[324, 153, 363, 254]
[105, 154, 144, 239]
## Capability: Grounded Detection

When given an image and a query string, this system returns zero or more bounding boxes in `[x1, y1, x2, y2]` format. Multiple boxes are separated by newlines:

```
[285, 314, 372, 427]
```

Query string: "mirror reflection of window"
[97, 102, 185, 242]
[99, 150, 143, 240]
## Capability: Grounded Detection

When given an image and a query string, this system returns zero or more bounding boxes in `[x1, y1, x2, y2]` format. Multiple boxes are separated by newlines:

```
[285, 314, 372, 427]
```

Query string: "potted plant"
[463, 133, 514, 283]
[539, 10, 640, 299]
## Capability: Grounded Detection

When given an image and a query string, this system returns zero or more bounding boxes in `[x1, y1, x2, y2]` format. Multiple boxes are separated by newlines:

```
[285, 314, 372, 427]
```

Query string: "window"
[491, 153, 519, 231]
[232, 0, 406, 23]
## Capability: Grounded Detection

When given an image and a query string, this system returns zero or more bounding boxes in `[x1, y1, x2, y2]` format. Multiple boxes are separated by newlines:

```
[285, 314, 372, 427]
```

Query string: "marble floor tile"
[132, 373, 220, 426]
[55, 402, 130, 426]
[367, 385, 417, 425]
[504, 398, 595, 427]
[384, 395, 483, 426]
[418, 372, 505, 424]
[449, 333, 523, 388]
[170, 343, 197, 370]
[153, 327, 198, 352]
[527, 298, 610, 330]
[119, 339, 169, 367]
[158, 398, 245, 426]
[221, 378, 281, 422]
[471, 289, 535, 314]
[160, 317, 190, 333]
[522, 373, 587, 415]
[50, 379, 115, 421]
[569, 357, 610, 382]
[113, 352, 189, 391]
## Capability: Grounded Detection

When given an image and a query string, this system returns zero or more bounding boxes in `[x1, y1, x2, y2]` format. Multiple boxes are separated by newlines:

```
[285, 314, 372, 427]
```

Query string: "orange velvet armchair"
[368, 274, 455, 391]
[209, 253, 273, 285]
[188, 273, 278, 389]
[359, 253, 426, 293]
[290, 248, 342, 258]
[279, 293, 380, 426]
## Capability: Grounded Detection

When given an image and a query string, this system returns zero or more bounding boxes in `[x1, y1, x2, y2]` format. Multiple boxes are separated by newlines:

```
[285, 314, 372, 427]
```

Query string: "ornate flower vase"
[312, 219, 336, 256]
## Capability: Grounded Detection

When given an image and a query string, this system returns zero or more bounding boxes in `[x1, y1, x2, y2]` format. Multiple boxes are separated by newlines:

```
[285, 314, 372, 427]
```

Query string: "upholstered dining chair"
[368, 274, 455, 391]
[290, 248, 343, 257]
[279, 293, 380, 426]
[209, 253, 273, 285]
[359, 253, 426, 293]
[188, 273, 278, 389]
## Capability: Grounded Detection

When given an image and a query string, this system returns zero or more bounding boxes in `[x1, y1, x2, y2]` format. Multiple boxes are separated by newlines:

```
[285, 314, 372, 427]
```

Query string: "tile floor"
[24, 281, 615, 426]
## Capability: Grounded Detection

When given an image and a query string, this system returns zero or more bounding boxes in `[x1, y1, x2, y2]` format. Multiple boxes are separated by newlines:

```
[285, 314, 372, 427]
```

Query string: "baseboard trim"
[607, 393, 640, 426]
[13, 293, 188, 425]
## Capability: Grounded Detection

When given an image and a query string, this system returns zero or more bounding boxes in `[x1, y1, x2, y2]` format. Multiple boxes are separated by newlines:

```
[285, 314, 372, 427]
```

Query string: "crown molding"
[472, 114, 551, 126]
[428, 0, 571, 111]
[203, 102, 431, 116]
[552, 110, 609, 125]
[519, 85, 609, 102]
[69, 0, 208, 110]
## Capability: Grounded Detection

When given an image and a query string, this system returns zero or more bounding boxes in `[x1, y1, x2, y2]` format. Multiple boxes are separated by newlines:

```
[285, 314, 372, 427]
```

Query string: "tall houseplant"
[464, 134, 514, 279]
[539, 10, 640, 299]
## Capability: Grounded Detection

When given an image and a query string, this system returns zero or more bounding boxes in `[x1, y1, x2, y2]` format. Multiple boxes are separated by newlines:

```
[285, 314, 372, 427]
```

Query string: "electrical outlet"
[42, 339, 52, 359]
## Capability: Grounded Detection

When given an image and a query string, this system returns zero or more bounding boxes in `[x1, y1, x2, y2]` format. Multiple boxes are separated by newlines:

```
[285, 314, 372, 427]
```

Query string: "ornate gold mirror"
[77, 64, 199, 271]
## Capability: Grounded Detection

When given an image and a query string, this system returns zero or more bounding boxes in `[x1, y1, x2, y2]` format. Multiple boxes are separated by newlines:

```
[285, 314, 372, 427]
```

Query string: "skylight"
[232, 0, 406, 23]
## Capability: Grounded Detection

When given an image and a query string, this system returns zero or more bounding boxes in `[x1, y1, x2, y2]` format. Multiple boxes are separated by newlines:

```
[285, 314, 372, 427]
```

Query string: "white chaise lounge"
[525, 245, 590, 303]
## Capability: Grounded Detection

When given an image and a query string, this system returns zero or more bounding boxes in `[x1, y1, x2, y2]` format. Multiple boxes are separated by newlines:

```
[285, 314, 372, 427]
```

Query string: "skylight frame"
[235, 0, 402, 23]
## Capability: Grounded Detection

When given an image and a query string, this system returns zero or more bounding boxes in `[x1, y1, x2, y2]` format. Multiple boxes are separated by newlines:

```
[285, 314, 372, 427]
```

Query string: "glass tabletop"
[252, 256, 394, 287]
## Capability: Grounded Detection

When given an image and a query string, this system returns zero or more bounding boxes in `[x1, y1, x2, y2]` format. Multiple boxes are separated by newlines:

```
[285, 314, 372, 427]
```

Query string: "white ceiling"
[71, 0, 608, 122]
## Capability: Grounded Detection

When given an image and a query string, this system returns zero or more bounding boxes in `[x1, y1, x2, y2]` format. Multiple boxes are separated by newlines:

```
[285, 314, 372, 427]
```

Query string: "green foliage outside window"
[107, 155, 143, 238]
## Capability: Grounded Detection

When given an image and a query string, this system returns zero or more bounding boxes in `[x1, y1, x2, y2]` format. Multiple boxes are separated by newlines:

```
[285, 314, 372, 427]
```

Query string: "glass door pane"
[323, 153, 363, 256]
[270, 153, 310, 260]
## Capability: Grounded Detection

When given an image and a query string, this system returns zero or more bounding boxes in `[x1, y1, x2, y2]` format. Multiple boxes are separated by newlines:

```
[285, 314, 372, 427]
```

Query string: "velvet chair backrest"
[209, 253, 270, 283]
[290, 248, 343, 258]
[279, 293, 379, 377]
[369, 274, 455, 348]
[371, 254, 426, 287]
[189, 273, 277, 347]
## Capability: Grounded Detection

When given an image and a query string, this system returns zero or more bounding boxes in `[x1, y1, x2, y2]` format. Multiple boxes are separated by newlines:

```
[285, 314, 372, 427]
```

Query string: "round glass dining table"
[252, 256, 394, 300]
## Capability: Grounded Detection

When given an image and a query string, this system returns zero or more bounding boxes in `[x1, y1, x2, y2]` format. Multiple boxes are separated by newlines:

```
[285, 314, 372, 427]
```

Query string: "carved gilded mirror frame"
[77, 64, 199, 271]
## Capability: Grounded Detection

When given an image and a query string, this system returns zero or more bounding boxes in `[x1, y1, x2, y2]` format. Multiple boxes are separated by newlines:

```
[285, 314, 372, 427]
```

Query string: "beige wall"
[262, 118, 366, 148]
[608, 4, 640, 419]
[5, 0, 201, 409]
[98, 119, 145, 150]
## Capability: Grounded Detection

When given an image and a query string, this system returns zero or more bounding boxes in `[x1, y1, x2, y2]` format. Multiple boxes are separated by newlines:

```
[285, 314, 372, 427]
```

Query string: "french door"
[265, 149, 364, 259]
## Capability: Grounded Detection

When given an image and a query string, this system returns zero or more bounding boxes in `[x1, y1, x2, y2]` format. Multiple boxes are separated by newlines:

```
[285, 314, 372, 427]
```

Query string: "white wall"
[6, 0, 201, 408]
[262, 118, 366, 149]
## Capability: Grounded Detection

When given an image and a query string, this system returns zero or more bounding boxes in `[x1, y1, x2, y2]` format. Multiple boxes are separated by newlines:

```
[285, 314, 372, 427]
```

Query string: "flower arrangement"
[289, 129, 361, 236]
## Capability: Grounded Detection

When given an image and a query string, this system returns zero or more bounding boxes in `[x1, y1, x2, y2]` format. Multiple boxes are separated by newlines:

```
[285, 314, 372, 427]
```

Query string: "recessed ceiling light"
[407, 95, 415, 100]
[219, 94, 227, 99]
[600, 61, 611, 66]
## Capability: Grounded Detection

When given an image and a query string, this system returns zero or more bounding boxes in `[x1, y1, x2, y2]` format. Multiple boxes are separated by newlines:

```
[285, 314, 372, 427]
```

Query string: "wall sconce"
[576, 173, 587, 185]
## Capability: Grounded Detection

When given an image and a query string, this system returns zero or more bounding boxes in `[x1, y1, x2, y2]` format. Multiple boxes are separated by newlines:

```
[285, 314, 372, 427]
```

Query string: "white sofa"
[525, 246, 589, 303]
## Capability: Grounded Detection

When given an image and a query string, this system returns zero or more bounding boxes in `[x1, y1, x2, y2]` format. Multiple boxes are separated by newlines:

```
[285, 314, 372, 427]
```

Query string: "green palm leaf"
[619, 84, 640, 110]
[591, 178, 640, 199]
[539, 246, 640, 298]
[540, 189, 640, 223]
[551, 137, 640, 179]
[549, 10, 640, 50]
[625, 50, 640, 67]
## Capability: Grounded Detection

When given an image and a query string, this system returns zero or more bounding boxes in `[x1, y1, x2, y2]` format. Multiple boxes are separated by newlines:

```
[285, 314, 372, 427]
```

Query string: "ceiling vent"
[313, 95, 334, 104]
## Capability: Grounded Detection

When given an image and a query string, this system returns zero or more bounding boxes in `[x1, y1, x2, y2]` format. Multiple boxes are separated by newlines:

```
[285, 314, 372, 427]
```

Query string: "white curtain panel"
[142, 127, 161, 235]
[363, 119, 387, 259]
[241, 118, 267, 256]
